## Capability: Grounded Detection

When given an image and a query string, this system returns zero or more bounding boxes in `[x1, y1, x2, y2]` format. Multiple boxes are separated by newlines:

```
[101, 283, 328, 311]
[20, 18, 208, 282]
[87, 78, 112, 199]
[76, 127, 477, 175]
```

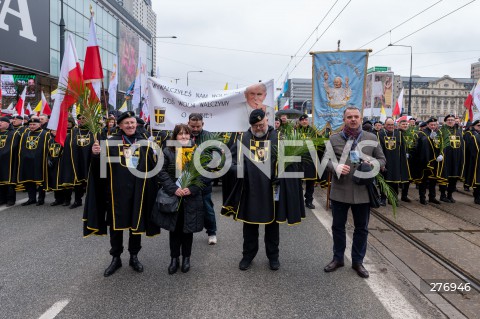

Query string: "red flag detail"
[464, 85, 475, 121]
[393, 88, 404, 116]
[14, 86, 27, 116]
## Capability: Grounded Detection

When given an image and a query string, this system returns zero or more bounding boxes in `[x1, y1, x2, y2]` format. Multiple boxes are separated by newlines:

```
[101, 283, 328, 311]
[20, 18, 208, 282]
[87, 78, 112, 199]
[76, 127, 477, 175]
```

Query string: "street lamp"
[151, 36, 177, 76]
[301, 99, 311, 113]
[388, 43, 413, 116]
[187, 70, 203, 86]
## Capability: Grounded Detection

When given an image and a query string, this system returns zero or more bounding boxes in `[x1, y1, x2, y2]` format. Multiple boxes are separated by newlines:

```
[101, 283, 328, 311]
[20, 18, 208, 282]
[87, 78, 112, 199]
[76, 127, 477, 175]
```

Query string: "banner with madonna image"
[312, 50, 369, 133]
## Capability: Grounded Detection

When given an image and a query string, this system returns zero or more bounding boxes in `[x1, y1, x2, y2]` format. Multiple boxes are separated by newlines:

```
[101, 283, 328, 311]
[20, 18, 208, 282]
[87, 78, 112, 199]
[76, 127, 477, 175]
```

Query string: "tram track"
[370, 207, 480, 292]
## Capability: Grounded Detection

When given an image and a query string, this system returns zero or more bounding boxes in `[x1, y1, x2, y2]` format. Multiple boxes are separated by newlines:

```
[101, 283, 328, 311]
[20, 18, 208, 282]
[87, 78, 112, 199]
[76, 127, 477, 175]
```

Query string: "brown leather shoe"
[352, 263, 369, 278]
[324, 260, 344, 272]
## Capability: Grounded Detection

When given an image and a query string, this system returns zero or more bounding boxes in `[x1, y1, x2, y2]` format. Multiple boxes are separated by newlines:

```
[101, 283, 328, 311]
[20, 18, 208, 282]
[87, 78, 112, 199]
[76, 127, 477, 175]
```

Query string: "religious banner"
[147, 78, 275, 132]
[363, 71, 394, 118]
[312, 50, 369, 133]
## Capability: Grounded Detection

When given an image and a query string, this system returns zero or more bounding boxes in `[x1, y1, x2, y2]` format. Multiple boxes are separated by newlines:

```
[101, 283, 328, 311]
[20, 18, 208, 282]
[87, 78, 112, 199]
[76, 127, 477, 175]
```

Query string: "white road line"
[38, 300, 70, 319]
[311, 200, 424, 319]
[0, 198, 28, 212]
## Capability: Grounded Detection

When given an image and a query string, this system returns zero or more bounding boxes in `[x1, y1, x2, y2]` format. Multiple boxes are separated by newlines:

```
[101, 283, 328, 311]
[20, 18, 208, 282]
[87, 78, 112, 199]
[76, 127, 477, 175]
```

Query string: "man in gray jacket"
[322, 107, 386, 278]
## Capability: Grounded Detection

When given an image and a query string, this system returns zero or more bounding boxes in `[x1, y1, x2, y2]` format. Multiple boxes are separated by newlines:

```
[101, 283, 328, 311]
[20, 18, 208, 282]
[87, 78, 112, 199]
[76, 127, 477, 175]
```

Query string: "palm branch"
[437, 125, 452, 151]
[376, 173, 398, 218]
[402, 127, 416, 150]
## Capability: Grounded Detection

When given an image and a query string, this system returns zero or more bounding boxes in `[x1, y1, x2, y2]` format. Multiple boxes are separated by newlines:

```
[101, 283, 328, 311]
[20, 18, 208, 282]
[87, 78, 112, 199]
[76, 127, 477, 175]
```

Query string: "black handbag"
[155, 188, 179, 214]
[367, 183, 381, 208]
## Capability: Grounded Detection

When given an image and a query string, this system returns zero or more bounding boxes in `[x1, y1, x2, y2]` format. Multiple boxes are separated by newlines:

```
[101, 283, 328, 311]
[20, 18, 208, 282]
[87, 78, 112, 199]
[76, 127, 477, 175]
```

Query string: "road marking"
[0, 198, 28, 212]
[311, 200, 423, 319]
[38, 300, 70, 319]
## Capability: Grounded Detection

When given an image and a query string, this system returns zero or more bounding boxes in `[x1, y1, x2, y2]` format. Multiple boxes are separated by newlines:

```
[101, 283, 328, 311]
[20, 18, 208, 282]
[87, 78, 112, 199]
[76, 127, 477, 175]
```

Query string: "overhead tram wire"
[275, 0, 340, 84]
[371, 0, 477, 57]
[288, 0, 353, 76]
[358, 0, 443, 49]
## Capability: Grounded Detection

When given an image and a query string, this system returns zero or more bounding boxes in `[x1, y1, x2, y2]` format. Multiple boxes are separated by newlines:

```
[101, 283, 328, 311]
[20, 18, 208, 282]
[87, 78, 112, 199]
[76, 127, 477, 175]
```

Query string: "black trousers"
[381, 182, 399, 200]
[419, 178, 437, 200]
[64, 183, 85, 204]
[304, 180, 315, 204]
[439, 177, 457, 197]
[109, 228, 142, 257]
[0, 184, 16, 204]
[169, 211, 193, 258]
[402, 182, 410, 197]
[25, 182, 45, 201]
[242, 222, 279, 261]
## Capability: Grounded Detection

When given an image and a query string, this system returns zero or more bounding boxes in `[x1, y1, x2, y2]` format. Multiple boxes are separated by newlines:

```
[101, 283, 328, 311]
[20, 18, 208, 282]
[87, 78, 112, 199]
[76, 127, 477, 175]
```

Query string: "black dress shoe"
[50, 201, 63, 206]
[429, 198, 441, 204]
[181, 257, 190, 273]
[269, 259, 280, 271]
[6, 201, 15, 207]
[401, 196, 411, 203]
[464, 187, 470, 192]
[440, 196, 451, 203]
[239, 258, 252, 271]
[168, 257, 179, 274]
[63, 201, 71, 206]
[475, 198, 480, 205]
[419, 198, 427, 205]
[129, 255, 144, 273]
[447, 196, 455, 203]
[21, 199, 36, 206]
[324, 260, 344, 272]
[0, 201, 6, 205]
[104, 257, 122, 277]
[305, 202, 315, 209]
[36, 200, 44, 206]
[379, 198, 386, 206]
[352, 263, 369, 278]
[69, 201, 82, 209]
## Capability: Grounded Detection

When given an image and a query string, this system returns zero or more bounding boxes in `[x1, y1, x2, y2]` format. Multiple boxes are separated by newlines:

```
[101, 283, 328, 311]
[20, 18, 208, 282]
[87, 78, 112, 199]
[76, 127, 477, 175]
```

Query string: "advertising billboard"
[0, 0, 50, 73]
[118, 23, 139, 92]
[1, 74, 36, 98]
[363, 72, 394, 117]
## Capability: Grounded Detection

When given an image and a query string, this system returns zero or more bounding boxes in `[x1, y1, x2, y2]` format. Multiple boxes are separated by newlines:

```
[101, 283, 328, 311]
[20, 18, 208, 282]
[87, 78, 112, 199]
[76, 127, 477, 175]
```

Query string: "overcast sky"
[152, 0, 480, 91]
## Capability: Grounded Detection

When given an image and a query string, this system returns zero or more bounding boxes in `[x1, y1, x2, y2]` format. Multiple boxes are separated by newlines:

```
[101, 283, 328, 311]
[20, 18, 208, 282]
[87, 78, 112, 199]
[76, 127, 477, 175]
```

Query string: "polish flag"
[393, 88, 404, 116]
[34, 91, 52, 115]
[464, 85, 475, 121]
[14, 86, 27, 116]
[282, 99, 290, 110]
[25, 103, 33, 116]
[83, 15, 103, 102]
[48, 34, 83, 146]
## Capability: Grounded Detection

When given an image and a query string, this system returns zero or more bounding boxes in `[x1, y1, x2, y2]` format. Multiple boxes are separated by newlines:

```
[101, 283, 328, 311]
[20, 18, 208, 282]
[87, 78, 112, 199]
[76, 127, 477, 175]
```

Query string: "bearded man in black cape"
[222, 109, 304, 271]
[84, 111, 160, 277]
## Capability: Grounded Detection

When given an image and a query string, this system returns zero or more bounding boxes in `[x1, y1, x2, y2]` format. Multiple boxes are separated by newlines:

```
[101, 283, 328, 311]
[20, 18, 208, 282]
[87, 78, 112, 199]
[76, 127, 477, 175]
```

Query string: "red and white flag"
[464, 84, 475, 121]
[393, 88, 404, 116]
[41, 91, 52, 115]
[83, 14, 103, 102]
[14, 86, 27, 116]
[48, 34, 83, 146]
[25, 103, 33, 116]
[282, 99, 289, 110]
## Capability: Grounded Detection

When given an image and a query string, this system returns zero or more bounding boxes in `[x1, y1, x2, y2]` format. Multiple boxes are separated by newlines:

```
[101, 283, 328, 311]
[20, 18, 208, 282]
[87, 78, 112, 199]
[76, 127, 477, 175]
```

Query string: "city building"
[0, 0, 154, 111]
[279, 78, 312, 113]
[471, 59, 480, 80]
[395, 75, 475, 121]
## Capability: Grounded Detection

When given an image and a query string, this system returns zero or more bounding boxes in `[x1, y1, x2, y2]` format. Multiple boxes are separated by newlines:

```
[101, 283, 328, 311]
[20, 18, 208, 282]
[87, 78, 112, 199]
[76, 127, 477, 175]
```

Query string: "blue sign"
[313, 50, 369, 133]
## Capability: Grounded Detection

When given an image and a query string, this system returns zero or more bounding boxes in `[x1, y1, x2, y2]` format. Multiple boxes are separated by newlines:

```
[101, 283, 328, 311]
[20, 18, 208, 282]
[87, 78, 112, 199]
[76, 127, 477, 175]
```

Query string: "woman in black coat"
[155, 124, 205, 274]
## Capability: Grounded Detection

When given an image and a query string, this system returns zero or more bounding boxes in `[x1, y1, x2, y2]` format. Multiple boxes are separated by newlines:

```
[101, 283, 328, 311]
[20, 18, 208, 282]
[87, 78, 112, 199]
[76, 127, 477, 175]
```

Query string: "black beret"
[24, 115, 30, 120]
[472, 120, 480, 127]
[76, 113, 83, 120]
[363, 119, 373, 125]
[67, 117, 76, 125]
[352, 162, 375, 186]
[374, 121, 383, 125]
[117, 111, 136, 124]
[409, 117, 416, 121]
[419, 121, 427, 128]
[249, 109, 265, 125]
[135, 116, 145, 125]
[426, 117, 437, 124]
[13, 115, 23, 120]
[298, 114, 308, 121]
[275, 117, 280, 122]
[443, 114, 455, 122]
[28, 118, 41, 124]
[0, 117, 10, 124]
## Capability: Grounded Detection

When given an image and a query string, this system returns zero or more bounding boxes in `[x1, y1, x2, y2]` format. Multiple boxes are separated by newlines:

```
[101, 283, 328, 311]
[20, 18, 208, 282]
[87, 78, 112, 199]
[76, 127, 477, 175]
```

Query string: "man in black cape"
[84, 111, 160, 277]
[376, 118, 410, 205]
[464, 120, 480, 204]
[17, 118, 50, 206]
[222, 109, 304, 271]
[438, 114, 465, 203]
[67, 114, 94, 209]
[411, 117, 443, 205]
[0, 117, 21, 206]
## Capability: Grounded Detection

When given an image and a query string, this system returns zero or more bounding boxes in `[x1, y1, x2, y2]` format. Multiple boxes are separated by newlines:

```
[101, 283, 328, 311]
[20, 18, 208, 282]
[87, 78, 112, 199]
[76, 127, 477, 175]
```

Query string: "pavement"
[0, 187, 445, 319]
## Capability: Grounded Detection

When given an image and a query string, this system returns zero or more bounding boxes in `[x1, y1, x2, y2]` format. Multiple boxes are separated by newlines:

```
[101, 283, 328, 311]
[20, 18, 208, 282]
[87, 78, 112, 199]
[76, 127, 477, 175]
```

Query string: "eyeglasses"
[252, 123, 266, 129]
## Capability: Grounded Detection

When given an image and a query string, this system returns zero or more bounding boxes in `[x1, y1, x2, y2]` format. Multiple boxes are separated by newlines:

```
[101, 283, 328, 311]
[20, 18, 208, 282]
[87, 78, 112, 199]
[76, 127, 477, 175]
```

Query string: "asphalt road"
[0, 187, 443, 319]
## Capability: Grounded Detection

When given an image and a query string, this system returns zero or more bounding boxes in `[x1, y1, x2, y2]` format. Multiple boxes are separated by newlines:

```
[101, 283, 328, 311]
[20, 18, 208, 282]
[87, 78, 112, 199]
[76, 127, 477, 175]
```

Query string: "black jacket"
[154, 147, 205, 233]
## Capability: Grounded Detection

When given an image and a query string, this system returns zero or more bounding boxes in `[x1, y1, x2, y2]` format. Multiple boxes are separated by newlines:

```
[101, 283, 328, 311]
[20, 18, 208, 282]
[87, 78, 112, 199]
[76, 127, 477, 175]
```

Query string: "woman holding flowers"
[155, 124, 205, 274]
